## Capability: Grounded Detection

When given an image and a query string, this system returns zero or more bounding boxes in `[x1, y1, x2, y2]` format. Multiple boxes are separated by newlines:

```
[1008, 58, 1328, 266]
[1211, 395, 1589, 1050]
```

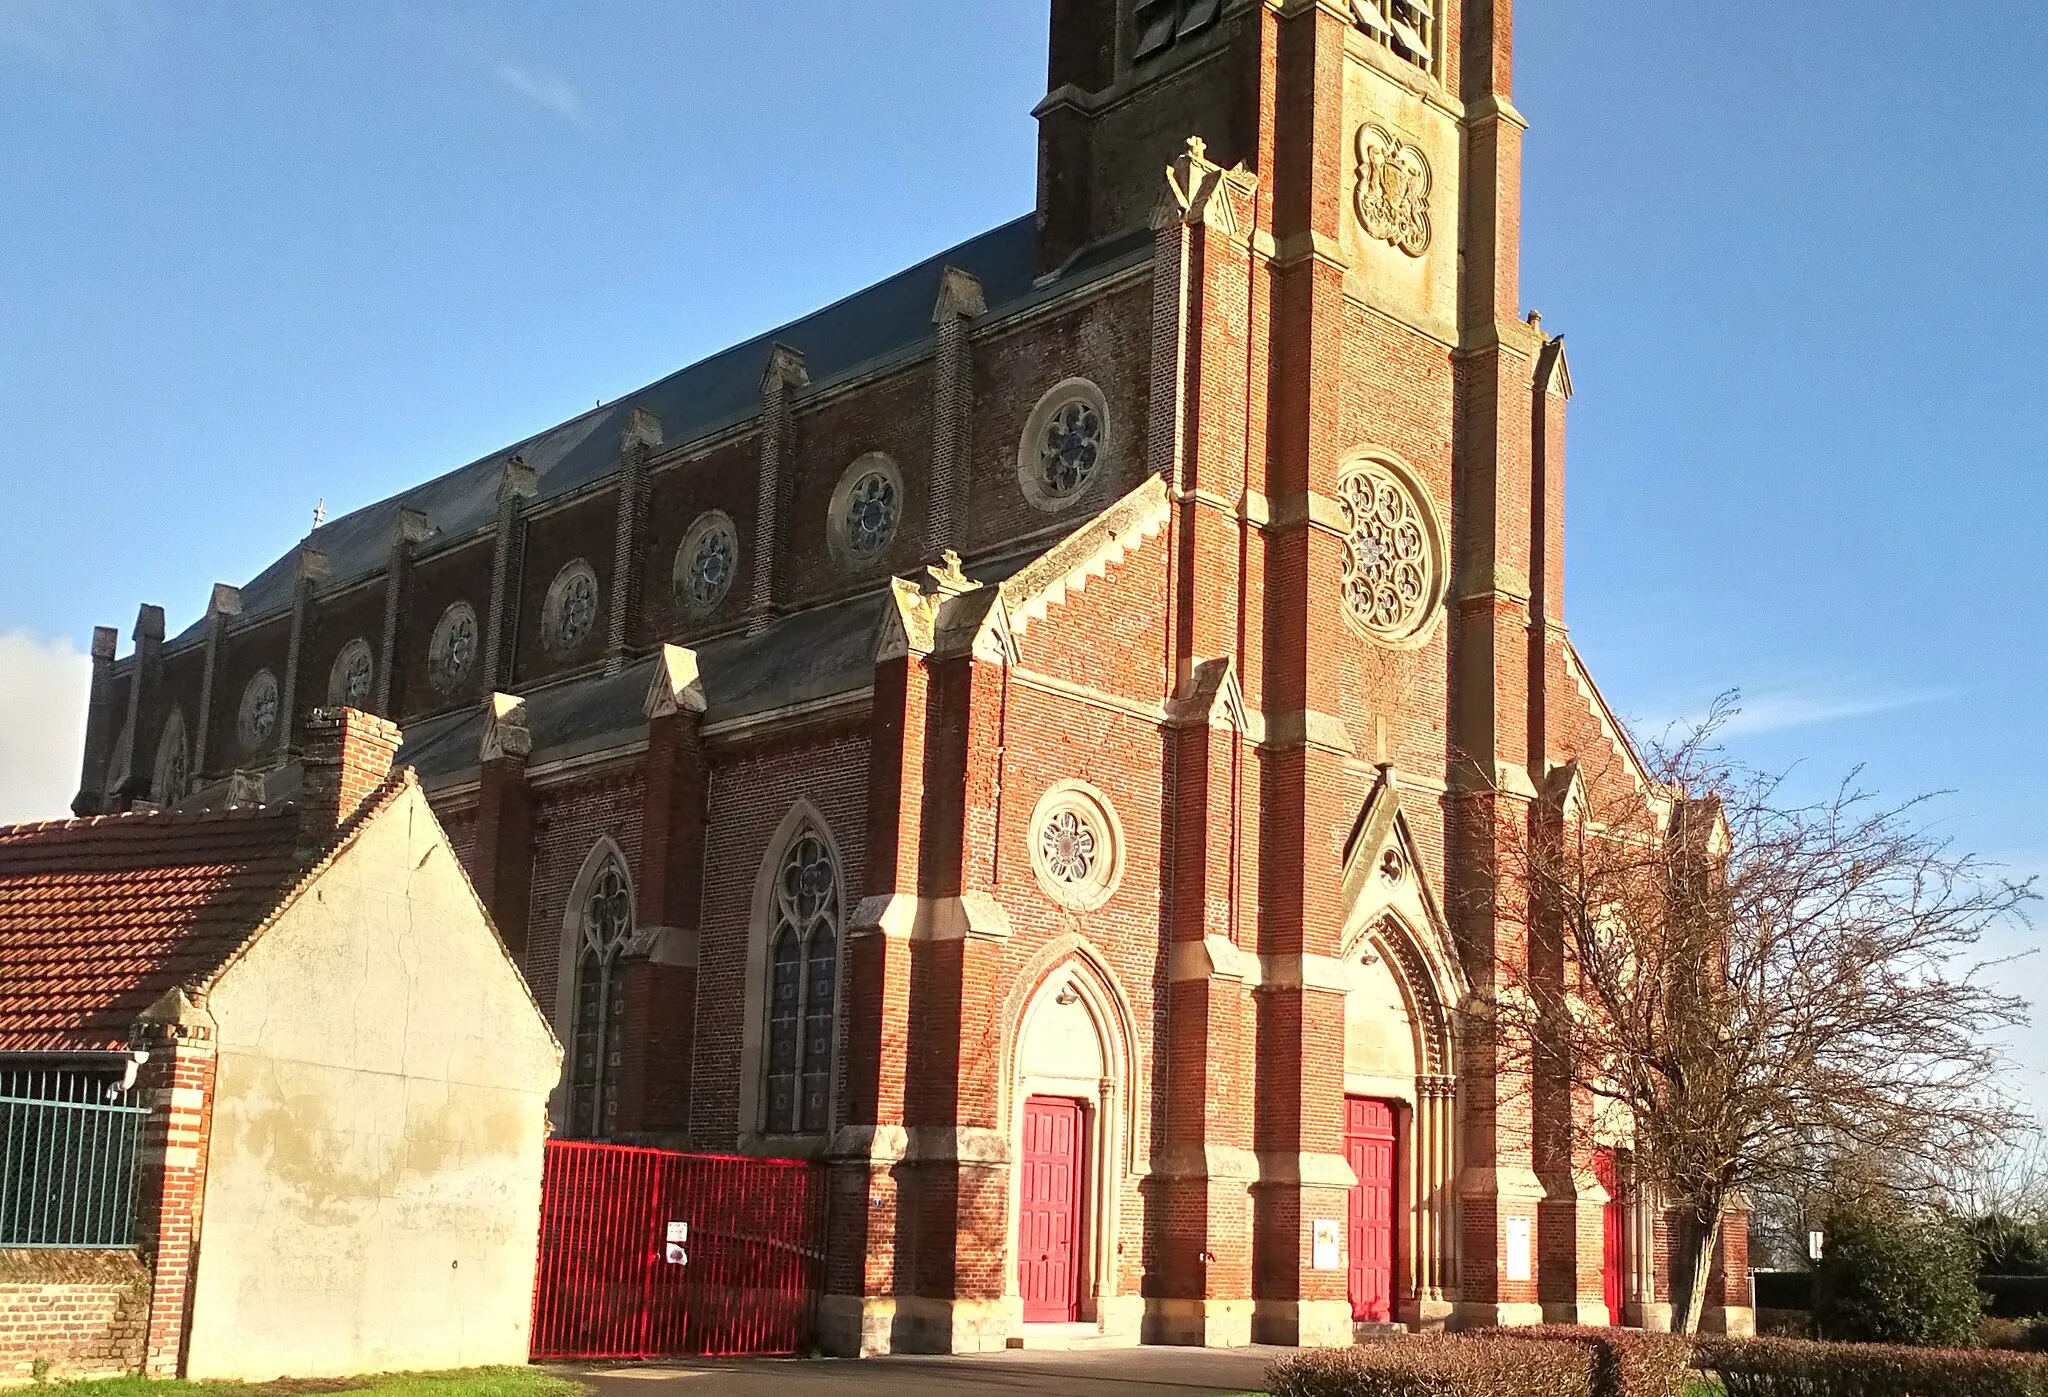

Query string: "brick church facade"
[73, 0, 1750, 1355]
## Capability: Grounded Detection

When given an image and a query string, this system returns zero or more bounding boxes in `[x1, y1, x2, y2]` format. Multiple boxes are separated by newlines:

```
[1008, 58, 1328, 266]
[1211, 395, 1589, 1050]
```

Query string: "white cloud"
[493, 60, 585, 123]
[0, 631, 90, 826]
[1643, 683, 1956, 741]
[0, 0, 155, 74]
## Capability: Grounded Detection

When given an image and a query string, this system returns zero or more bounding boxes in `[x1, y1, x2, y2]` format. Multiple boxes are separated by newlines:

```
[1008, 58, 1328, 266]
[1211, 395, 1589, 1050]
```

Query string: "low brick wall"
[0, 1250, 151, 1382]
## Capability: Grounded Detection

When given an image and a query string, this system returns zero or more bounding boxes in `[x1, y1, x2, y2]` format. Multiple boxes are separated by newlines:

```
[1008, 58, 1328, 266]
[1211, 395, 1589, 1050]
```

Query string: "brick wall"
[0, 1251, 151, 1381]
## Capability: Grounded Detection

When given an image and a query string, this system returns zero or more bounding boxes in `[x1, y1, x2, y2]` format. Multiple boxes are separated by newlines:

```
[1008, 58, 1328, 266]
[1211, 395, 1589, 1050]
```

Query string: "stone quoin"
[70, 0, 1753, 1355]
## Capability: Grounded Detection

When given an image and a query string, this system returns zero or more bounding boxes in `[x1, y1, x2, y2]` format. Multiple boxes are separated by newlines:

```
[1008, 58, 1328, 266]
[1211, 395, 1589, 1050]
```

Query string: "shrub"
[1981, 1316, 2048, 1353]
[1698, 1335, 2048, 1397]
[1501, 1326, 1697, 1397]
[1814, 1201, 1984, 1346]
[1266, 1336, 1594, 1397]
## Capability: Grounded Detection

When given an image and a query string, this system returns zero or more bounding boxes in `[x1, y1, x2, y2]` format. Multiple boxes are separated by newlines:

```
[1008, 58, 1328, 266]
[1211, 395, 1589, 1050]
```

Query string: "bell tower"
[1034, 0, 1259, 273]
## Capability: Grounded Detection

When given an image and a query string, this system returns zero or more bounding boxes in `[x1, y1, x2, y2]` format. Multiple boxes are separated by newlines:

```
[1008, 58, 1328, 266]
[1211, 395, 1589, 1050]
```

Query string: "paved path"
[562, 1347, 1286, 1396]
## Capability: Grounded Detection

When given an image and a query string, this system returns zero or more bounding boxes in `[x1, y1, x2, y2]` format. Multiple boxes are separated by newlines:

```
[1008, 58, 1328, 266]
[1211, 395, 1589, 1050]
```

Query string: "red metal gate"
[531, 1141, 827, 1360]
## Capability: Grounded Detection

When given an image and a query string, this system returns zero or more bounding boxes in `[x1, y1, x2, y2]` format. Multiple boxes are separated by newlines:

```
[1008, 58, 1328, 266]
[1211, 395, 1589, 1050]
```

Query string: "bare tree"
[1498, 697, 2035, 1334]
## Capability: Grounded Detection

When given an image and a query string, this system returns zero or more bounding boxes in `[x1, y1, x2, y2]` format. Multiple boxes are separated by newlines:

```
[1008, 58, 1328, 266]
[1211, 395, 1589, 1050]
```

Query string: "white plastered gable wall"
[181, 782, 563, 1381]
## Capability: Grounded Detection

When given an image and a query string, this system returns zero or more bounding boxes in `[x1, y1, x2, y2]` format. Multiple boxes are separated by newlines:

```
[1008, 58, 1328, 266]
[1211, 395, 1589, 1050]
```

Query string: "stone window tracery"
[674, 511, 739, 619]
[238, 670, 279, 753]
[1018, 379, 1111, 512]
[1028, 781, 1124, 913]
[429, 602, 479, 694]
[828, 455, 903, 569]
[1336, 460, 1443, 644]
[569, 853, 633, 1140]
[543, 560, 600, 655]
[152, 711, 188, 804]
[328, 638, 375, 709]
[764, 830, 839, 1136]
[1350, 0, 1436, 73]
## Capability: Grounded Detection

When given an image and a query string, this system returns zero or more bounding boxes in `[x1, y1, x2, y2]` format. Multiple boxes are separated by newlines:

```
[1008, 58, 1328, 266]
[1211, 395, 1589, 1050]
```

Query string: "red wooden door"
[1595, 1149, 1627, 1323]
[1019, 1097, 1085, 1323]
[1345, 1098, 1398, 1323]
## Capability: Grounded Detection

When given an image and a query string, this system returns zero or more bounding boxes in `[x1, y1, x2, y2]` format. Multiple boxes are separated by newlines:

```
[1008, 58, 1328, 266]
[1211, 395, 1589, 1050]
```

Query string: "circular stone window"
[238, 669, 280, 753]
[1335, 459, 1445, 644]
[1027, 780, 1125, 913]
[327, 638, 374, 709]
[673, 511, 739, 619]
[829, 454, 903, 568]
[428, 602, 479, 694]
[1018, 379, 1110, 512]
[543, 560, 601, 655]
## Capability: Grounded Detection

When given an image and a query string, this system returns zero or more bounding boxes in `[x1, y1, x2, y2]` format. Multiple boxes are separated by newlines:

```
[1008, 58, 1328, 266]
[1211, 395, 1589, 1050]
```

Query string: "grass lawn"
[42, 1369, 580, 1397]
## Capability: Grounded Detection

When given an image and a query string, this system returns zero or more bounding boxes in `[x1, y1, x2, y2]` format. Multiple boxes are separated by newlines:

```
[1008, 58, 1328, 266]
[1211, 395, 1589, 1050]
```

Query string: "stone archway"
[1336, 769, 1467, 1327]
[1000, 940, 1141, 1340]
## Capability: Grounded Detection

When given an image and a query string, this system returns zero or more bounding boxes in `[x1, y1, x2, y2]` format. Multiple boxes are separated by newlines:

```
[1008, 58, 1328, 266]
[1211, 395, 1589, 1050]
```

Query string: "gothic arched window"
[764, 830, 839, 1135]
[569, 854, 634, 1138]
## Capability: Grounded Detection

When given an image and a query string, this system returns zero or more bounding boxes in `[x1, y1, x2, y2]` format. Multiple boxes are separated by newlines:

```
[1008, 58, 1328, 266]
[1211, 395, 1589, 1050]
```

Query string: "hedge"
[1266, 1337, 1596, 1397]
[1266, 1332, 1694, 1397]
[1699, 1335, 2048, 1396]
[1493, 1326, 1696, 1397]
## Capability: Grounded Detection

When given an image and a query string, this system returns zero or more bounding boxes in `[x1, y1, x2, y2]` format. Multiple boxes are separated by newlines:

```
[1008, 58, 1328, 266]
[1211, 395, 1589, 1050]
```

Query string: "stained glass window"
[764, 830, 839, 1135]
[569, 855, 634, 1139]
[547, 562, 600, 654]
[1038, 399, 1103, 501]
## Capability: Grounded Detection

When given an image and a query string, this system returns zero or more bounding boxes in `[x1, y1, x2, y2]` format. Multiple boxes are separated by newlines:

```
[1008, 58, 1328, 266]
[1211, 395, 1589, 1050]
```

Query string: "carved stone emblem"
[1355, 123, 1433, 257]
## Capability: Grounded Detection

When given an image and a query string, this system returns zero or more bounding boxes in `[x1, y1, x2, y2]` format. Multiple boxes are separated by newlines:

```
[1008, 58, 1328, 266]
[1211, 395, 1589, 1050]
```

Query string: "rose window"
[843, 470, 898, 561]
[687, 526, 734, 611]
[1039, 809, 1099, 886]
[330, 640, 374, 708]
[341, 650, 372, 705]
[552, 568, 599, 652]
[1337, 465, 1439, 640]
[675, 513, 741, 617]
[1038, 399, 1103, 500]
[1027, 781, 1123, 913]
[430, 604, 479, 692]
[239, 671, 279, 751]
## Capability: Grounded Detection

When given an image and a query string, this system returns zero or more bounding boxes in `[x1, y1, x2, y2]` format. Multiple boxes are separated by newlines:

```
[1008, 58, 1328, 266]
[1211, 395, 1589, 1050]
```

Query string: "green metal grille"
[0, 1063, 146, 1248]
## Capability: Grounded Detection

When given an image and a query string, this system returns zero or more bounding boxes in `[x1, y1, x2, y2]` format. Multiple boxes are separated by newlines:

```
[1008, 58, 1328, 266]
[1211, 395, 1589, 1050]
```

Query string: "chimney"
[298, 707, 403, 852]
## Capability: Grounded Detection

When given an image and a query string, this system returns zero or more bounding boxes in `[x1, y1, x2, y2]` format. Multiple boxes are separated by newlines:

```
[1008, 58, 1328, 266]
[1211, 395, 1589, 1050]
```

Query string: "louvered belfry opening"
[1132, 0, 1222, 61]
[1350, 0, 1436, 72]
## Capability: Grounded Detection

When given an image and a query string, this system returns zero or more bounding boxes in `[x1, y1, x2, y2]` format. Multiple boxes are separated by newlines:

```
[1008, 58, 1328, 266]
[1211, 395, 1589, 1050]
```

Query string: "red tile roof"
[0, 807, 306, 1052]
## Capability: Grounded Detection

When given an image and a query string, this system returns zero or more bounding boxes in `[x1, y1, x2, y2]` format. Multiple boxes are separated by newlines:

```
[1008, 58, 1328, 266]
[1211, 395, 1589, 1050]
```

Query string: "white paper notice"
[666, 1222, 690, 1244]
[1505, 1216, 1532, 1282]
[1312, 1220, 1342, 1271]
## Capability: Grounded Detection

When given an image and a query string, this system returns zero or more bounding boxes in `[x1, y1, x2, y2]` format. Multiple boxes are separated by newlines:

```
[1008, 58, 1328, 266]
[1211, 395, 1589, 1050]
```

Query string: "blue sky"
[1, 1, 2042, 1113]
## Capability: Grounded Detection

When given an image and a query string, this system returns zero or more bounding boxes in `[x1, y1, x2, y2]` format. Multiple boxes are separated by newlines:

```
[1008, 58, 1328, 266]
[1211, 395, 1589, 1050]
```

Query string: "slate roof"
[0, 807, 305, 1052]
[169, 217, 1150, 648]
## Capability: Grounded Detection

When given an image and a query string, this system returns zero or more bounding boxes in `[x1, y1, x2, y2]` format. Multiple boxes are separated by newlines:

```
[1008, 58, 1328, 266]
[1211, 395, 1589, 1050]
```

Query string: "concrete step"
[1008, 1322, 1131, 1351]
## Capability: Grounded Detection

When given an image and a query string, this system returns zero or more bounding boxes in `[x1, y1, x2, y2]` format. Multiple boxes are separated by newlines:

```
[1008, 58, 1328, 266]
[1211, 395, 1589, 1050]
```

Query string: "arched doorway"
[1006, 952, 1135, 1333]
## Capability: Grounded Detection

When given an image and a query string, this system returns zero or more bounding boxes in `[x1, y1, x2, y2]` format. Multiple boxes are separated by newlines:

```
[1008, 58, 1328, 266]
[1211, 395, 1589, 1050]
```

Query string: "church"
[72, 0, 1752, 1356]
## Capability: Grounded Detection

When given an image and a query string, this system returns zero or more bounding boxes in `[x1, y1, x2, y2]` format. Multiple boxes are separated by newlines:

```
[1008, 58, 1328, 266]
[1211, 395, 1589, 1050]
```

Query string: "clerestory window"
[569, 854, 633, 1139]
[1132, 0, 1221, 62]
[1351, 0, 1436, 73]
[763, 830, 840, 1136]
